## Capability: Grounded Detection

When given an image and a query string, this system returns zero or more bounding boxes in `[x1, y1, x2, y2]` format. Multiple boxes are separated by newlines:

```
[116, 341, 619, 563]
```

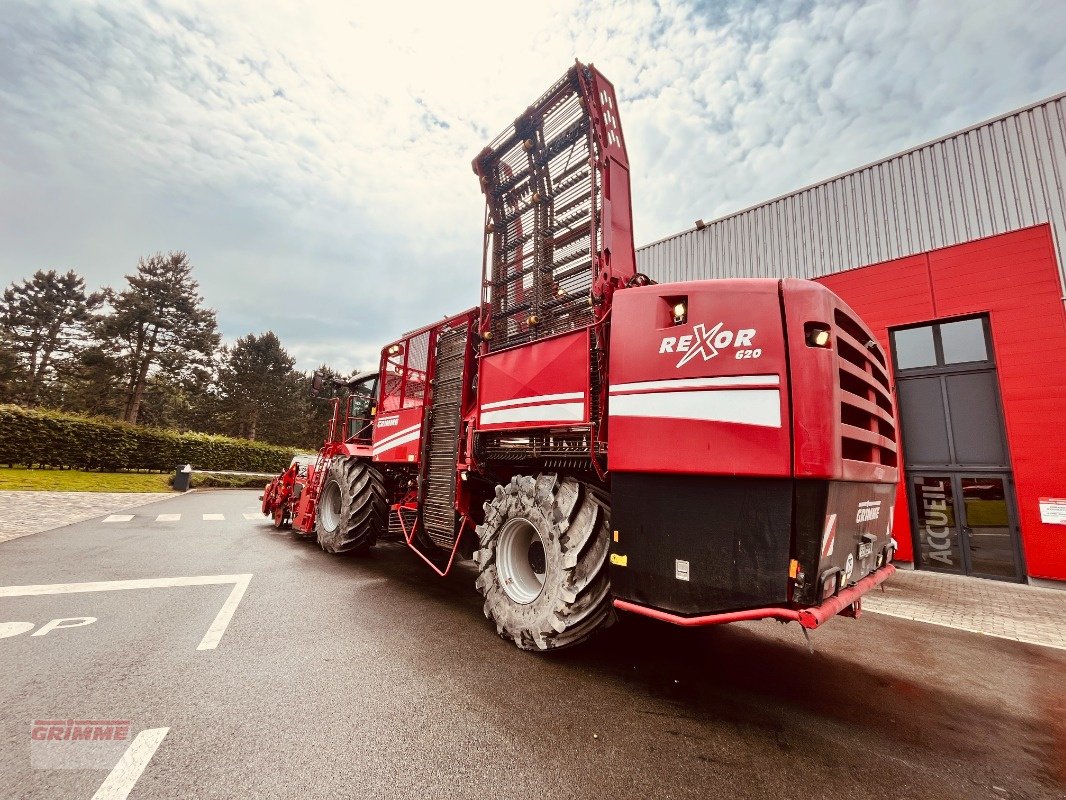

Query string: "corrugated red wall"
[816, 224, 1066, 582]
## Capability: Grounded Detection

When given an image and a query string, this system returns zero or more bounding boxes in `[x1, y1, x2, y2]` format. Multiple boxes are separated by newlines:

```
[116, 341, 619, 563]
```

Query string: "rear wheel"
[315, 457, 386, 554]
[475, 474, 613, 651]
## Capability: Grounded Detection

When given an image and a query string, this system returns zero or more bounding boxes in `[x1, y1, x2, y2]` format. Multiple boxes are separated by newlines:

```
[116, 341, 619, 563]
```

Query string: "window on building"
[893, 325, 937, 369]
[939, 318, 988, 364]
[890, 315, 992, 373]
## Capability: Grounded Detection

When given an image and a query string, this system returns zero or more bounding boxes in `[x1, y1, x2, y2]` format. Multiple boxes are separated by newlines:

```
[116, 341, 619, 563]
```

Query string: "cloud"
[1, 0, 1064, 372]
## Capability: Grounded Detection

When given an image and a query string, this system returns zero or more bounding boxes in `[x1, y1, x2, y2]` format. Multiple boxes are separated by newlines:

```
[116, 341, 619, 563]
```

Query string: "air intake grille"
[475, 427, 604, 471]
[420, 324, 468, 549]
[833, 309, 897, 468]
[478, 68, 599, 351]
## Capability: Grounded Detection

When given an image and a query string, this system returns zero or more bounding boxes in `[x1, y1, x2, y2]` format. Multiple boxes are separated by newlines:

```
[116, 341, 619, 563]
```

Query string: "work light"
[805, 324, 832, 348]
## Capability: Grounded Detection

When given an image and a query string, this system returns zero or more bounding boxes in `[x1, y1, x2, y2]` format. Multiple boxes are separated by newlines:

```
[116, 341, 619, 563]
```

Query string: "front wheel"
[315, 457, 386, 554]
[475, 474, 613, 651]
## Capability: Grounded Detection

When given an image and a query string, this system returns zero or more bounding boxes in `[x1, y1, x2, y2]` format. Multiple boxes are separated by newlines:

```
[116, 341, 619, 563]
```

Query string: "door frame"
[890, 314, 1027, 582]
[955, 470, 1026, 582]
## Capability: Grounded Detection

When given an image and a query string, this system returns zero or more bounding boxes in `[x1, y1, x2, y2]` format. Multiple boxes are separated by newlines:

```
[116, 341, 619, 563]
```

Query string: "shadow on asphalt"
[262, 525, 1065, 794]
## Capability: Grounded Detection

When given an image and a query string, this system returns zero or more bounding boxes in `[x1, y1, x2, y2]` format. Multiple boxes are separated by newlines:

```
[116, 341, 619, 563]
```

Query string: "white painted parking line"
[0, 574, 253, 651]
[155, 514, 181, 522]
[202, 513, 225, 521]
[197, 576, 252, 651]
[103, 515, 134, 523]
[91, 727, 170, 800]
[242, 512, 261, 521]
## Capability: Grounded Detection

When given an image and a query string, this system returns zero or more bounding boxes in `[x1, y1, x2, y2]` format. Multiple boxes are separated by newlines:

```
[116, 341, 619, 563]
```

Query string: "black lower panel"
[793, 479, 897, 605]
[609, 473, 792, 615]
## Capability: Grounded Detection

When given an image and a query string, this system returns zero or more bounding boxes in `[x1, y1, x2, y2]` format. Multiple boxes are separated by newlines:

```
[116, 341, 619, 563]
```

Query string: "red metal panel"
[371, 406, 424, 464]
[927, 225, 1066, 581]
[607, 280, 791, 477]
[578, 66, 636, 288]
[818, 254, 936, 331]
[817, 224, 1066, 581]
[476, 330, 590, 431]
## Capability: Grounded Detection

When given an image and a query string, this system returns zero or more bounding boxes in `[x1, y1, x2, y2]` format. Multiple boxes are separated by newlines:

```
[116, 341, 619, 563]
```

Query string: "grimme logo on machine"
[659, 323, 757, 368]
[856, 500, 882, 524]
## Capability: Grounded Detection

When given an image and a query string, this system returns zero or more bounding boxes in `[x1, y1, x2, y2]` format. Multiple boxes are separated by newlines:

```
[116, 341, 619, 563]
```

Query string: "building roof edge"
[637, 89, 1066, 253]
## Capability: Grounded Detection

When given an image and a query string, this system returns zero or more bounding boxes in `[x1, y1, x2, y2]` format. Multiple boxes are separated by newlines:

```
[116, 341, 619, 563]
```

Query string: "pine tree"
[57, 344, 125, 417]
[0, 269, 102, 405]
[0, 331, 20, 403]
[219, 332, 297, 441]
[99, 252, 219, 424]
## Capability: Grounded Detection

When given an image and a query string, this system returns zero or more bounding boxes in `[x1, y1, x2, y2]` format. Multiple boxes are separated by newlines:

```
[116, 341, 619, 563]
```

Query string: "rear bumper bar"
[613, 564, 896, 630]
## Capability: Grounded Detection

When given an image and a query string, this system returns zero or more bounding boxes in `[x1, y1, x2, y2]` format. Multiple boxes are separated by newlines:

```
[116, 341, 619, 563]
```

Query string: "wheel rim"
[496, 517, 547, 604]
[319, 481, 341, 531]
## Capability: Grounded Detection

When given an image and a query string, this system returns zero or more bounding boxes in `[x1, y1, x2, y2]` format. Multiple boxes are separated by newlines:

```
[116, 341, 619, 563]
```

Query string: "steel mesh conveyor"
[477, 68, 601, 350]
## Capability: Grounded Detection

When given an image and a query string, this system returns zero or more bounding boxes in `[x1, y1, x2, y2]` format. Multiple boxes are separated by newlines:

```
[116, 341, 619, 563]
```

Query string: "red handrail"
[395, 503, 468, 577]
[613, 565, 896, 630]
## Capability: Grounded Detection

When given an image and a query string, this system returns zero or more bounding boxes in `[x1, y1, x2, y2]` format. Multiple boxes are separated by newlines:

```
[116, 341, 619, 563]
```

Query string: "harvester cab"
[343, 372, 378, 444]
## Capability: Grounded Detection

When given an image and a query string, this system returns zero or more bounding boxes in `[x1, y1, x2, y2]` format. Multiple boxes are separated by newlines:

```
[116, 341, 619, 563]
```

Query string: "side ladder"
[420, 324, 468, 548]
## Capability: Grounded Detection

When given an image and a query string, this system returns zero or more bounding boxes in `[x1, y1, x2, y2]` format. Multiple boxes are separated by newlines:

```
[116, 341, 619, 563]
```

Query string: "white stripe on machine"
[480, 391, 584, 411]
[373, 423, 421, 450]
[609, 375, 779, 394]
[372, 425, 422, 455]
[480, 401, 585, 426]
[821, 513, 838, 558]
[608, 389, 781, 428]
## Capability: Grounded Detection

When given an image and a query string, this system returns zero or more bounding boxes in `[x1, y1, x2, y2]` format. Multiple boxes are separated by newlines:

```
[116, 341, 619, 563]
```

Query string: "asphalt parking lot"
[1, 489, 1063, 800]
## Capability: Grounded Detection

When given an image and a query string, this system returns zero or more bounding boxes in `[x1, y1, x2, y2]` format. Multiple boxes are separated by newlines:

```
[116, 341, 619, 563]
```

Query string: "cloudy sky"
[2, 0, 1064, 373]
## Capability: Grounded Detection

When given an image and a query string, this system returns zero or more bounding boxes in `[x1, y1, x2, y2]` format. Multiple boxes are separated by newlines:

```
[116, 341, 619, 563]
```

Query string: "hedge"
[0, 405, 296, 474]
[189, 472, 275, 490]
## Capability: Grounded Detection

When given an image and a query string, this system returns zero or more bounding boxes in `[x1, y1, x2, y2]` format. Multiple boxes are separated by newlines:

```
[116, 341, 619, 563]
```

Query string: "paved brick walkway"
[0, 490, 177, 544]
[865, 567, 1066, 651]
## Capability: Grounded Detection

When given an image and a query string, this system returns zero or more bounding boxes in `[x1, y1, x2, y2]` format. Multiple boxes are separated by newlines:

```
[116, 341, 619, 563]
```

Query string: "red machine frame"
[262, 61, 901, 646]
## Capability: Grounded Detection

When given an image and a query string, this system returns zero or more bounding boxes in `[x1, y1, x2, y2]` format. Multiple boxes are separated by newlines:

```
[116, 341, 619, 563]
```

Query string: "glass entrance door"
[909, 472, 1022, 580]
[911, 474, 964, 573]
[959, 475, 1020, 579]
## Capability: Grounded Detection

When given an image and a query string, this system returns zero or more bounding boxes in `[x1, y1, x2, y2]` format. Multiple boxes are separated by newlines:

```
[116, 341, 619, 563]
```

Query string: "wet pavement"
[1, 489, 1063, 799]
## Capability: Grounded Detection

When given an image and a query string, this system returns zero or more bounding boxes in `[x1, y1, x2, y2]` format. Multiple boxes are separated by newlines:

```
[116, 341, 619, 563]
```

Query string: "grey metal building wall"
[636, 92, 1066, 294]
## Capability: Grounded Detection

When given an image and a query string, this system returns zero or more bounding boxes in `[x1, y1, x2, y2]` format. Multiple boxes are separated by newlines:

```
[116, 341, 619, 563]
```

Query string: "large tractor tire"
[315, 456, 386, 554]
[475, 474, 613, 651]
